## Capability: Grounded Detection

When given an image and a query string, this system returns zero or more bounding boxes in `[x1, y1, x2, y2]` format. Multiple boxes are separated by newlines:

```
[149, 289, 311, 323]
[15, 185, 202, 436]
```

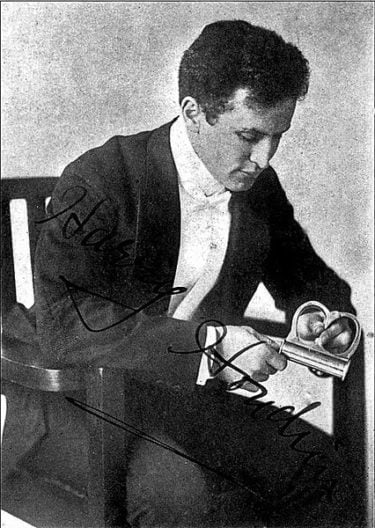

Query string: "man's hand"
[297, 311, 353, 354]
[215, 326, 287, 392]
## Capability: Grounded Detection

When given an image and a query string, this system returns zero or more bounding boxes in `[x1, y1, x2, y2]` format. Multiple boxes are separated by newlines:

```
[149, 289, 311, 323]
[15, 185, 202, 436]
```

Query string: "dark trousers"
[124, 380, 363, 527]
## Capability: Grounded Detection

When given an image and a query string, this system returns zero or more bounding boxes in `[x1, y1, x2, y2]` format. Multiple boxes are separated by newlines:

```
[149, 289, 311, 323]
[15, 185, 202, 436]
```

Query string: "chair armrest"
[1, 354, 85, 392]
[1, 332, 86, 392]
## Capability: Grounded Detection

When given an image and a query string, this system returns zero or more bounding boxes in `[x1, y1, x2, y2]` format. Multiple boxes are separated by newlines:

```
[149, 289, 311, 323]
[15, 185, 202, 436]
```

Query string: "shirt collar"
[170, 116, 227, 201]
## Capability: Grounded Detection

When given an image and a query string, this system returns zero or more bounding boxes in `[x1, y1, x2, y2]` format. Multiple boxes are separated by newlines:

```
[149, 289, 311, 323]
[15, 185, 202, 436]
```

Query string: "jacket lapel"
[134, 120, 271, 321]
[134, 120, 181, 291]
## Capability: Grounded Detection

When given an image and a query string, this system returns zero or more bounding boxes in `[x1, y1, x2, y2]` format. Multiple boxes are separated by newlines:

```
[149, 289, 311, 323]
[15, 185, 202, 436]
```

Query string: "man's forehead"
[224, 89, 297, 133]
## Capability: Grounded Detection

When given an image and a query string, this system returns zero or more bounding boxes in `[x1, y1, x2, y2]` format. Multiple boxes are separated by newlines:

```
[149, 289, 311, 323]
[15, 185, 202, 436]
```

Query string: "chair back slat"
[1, 177, 58, 310]
[1, 199, 16, 313]
[27, 197, 50, 275]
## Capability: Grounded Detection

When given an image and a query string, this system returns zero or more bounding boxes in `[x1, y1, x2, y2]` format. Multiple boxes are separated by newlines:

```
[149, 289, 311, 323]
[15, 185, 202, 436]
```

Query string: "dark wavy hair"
[179, 20, 310, 122]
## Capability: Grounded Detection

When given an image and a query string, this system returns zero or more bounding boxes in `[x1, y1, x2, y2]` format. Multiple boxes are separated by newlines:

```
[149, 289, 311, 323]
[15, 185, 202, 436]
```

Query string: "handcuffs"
[269, 300, 361, 380]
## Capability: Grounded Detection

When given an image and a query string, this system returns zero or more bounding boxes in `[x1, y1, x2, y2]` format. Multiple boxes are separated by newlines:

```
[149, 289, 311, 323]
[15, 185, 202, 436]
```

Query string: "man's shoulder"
[66, 121, 172, 177]
[54, 120, 174, 200]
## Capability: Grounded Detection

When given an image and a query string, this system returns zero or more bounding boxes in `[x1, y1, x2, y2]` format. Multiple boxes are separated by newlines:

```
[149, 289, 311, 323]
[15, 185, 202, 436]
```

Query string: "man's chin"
[226, 179, 256, 193]
[225, 171, 260, 192]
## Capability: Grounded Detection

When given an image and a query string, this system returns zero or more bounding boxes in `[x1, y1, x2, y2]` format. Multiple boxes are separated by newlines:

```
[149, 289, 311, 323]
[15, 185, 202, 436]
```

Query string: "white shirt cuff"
[196, 325, 218, 385]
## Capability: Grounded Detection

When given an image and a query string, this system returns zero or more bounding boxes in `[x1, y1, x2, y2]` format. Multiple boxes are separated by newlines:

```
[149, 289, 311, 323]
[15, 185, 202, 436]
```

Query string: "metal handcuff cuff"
[261, 300, 362, 380]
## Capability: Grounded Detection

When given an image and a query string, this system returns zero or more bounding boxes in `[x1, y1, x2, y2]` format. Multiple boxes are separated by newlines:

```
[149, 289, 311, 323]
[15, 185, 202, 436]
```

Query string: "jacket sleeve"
[262, 172, 355, 323]
[33, 168, 204, 389]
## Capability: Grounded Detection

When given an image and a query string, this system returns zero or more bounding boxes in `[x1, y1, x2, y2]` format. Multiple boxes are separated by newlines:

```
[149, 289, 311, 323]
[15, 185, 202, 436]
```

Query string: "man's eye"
[237, 133, 257, 143]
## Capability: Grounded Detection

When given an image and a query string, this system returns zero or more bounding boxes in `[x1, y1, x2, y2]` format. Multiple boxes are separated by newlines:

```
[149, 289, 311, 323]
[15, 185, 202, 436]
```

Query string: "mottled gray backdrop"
[2, 1, 374, 518]
[2, 2, 373, 329]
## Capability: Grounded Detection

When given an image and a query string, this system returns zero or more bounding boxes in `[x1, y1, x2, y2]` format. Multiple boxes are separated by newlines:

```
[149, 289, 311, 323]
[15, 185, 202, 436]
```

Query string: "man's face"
[192, 88, 297, 192]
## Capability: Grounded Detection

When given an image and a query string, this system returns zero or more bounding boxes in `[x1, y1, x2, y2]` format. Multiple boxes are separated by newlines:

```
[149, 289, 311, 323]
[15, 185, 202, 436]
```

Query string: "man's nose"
[249, 138, 273, 169]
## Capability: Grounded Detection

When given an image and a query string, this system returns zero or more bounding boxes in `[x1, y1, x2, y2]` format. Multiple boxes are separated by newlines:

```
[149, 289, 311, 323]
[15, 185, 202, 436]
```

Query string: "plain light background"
[1, 1, 374, 517]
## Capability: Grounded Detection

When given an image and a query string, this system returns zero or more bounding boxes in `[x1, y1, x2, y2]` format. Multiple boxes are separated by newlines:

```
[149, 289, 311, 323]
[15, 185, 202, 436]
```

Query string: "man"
[33, 20, 360, 526]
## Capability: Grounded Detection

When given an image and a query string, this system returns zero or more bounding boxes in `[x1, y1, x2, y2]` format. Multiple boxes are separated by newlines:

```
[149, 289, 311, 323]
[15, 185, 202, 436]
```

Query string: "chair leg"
[84, 367, 131, 528]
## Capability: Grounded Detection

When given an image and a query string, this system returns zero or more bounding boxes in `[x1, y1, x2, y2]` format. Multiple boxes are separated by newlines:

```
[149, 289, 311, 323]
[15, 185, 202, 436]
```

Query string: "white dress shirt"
[168, 116, 232, 384]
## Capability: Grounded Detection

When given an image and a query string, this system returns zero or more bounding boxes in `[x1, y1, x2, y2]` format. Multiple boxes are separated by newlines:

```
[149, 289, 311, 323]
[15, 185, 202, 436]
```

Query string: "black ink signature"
[66, 396, 268, 505]
[59, 275, 186, 333]
[66, 394, 337, 512]
[36, 185, 134, 266]
[168, 319, 339, 503]
[61, 277, 340, 508]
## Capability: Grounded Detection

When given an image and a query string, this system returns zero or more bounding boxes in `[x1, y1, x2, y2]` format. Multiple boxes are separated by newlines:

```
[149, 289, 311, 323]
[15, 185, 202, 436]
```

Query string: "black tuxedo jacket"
[33, 120, 354, 388]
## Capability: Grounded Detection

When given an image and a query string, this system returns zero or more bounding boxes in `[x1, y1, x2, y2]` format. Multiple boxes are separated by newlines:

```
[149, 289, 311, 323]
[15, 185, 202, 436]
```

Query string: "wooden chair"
[1, 177, 131, 527]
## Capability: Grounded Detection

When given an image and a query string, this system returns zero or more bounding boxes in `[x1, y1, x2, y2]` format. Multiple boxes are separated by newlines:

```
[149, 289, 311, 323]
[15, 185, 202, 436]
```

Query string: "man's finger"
[320, 331, 352, 353]
[319, 317, 352, 348]
[266, 352, 287, 371]
[226, 379, 260, 393]
[319, 322, 343, 344]
[252, 371, 269, 382]
[265, 363, 277, 375]
[237, 381, 261, 393]
[297, 312, 324, 340]
[306, 313, 325, 336]
[244, 327, 281, 352]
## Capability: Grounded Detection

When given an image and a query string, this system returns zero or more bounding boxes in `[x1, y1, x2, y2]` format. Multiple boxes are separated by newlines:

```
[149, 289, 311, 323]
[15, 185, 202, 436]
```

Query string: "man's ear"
[180, 97, 202, 133]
